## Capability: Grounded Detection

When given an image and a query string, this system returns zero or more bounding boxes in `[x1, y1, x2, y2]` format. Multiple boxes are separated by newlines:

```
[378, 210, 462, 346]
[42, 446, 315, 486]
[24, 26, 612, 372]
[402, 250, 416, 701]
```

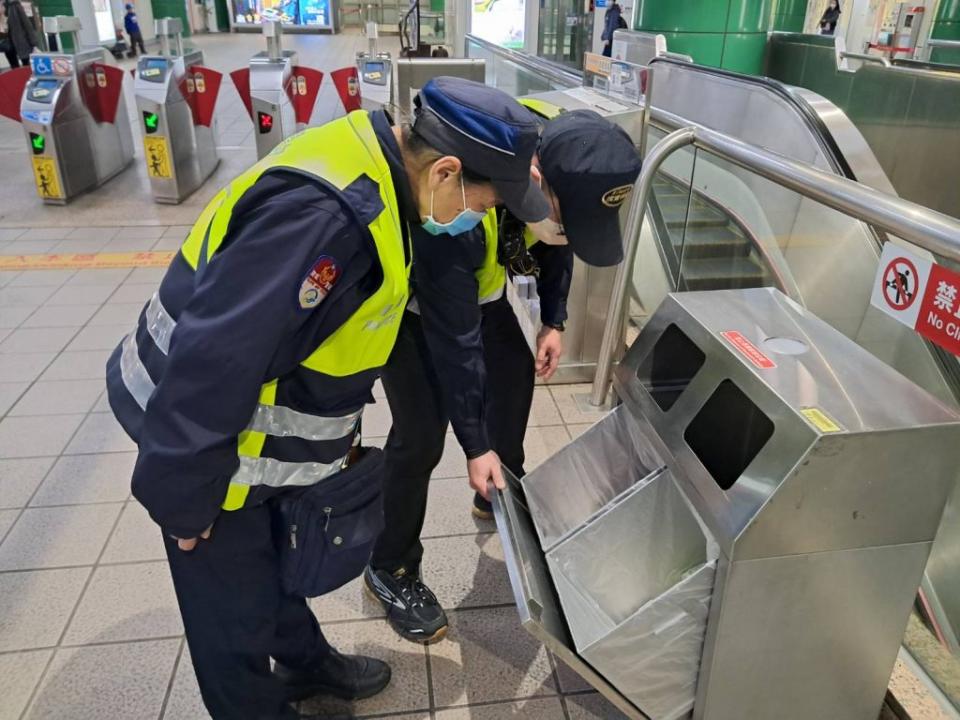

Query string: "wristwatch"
[543, 321, 565, 332]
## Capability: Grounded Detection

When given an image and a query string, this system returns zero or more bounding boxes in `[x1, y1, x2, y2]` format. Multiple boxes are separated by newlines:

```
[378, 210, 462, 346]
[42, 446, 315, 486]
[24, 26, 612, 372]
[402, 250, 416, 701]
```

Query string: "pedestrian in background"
[2, 0, 38, 68]
[124, 3, 146, 55]
[601, 0, 627, 57]
[819, 0, 841, 35]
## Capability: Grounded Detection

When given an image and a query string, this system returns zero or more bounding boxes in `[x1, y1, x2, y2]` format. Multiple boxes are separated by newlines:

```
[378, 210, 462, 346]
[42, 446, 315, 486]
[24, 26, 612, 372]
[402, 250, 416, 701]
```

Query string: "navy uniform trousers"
[371, 295, 535, 573]
[164, 499, 332, 720]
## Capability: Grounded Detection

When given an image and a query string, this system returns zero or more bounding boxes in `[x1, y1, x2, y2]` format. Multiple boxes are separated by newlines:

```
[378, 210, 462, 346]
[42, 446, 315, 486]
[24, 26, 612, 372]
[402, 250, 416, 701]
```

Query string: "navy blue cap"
[540, 109, 642, 266]
[412, 77, 550, 223]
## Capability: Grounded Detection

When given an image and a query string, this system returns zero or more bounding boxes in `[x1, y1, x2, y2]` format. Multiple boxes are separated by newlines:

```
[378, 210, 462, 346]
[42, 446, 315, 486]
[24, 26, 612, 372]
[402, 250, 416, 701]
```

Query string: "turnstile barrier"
[494, 287, 960, 720]
[231, 20, 323, 160]
[14, 16, 133, 204]
[134, 18, 221, 204]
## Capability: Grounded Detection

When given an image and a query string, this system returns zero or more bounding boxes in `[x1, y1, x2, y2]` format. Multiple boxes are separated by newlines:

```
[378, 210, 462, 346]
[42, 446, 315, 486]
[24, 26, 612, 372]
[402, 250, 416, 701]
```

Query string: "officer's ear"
[426, 156, 463, 191]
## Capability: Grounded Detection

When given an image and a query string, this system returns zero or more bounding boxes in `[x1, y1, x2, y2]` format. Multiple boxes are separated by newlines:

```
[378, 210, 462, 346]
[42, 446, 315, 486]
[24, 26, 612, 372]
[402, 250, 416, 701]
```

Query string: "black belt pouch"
[276, 447, 385, 598]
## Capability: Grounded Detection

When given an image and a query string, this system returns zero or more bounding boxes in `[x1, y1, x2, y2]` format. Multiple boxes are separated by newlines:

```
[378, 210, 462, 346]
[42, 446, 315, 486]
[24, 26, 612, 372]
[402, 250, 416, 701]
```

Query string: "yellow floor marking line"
[0, 251, 176, 271]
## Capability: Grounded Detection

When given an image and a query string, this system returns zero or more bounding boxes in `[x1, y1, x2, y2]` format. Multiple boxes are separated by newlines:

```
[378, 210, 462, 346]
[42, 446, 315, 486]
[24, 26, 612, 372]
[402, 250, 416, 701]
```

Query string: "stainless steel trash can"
[494, 287, 960, 720]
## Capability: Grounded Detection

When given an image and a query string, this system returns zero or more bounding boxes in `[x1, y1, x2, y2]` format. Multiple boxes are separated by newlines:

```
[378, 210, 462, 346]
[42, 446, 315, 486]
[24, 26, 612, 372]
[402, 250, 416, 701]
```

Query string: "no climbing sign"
[871, 243, 960, 357]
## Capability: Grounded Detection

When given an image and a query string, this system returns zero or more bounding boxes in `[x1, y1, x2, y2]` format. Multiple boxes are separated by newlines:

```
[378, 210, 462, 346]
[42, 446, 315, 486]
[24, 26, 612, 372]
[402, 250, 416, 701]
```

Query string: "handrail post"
[589, 127, 697, 406]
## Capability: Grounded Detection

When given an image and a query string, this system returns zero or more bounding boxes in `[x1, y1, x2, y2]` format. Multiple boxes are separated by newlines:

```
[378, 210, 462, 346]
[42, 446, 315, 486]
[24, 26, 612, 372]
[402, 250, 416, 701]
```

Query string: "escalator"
[651, 175, 771, 291]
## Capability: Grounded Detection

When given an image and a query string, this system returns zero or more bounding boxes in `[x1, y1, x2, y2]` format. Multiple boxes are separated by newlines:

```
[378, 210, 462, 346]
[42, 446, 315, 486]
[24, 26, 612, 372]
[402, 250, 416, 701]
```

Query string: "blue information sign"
[31, 56, 53, 76]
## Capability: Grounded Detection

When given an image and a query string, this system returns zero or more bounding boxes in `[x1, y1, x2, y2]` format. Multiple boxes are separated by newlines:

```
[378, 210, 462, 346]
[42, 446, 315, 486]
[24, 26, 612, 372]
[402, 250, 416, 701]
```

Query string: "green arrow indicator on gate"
[29, 132, 45, 154]
[143, 111, 159, 134]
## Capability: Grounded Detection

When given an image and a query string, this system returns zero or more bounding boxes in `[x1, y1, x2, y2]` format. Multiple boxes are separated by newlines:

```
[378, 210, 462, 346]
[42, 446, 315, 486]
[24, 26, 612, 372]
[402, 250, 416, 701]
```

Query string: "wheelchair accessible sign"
[870, 243, 960, 357]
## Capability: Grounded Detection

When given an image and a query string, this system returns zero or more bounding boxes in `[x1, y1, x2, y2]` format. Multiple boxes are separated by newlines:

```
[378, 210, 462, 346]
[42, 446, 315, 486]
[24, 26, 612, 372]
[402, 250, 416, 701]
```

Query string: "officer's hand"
[172, 525, 212, 552]
[467, 450, 505, 500]
[535, 327, 563, 380]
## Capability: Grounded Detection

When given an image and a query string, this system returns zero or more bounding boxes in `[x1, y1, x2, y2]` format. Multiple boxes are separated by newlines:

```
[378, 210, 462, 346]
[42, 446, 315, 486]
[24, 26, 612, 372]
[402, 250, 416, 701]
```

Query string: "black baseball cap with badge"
[538, 109, 643, 266]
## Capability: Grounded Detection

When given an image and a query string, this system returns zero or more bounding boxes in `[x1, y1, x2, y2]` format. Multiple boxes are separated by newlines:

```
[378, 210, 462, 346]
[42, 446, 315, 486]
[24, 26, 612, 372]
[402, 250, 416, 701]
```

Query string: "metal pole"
[637, 65, 653, 162]
[589, 127, 696, 406]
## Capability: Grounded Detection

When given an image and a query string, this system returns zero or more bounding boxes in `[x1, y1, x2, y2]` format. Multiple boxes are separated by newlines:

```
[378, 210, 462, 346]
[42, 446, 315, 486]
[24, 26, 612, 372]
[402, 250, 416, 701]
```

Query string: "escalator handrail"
[591, 123, 960, 405]
[648, 56, 861, 184]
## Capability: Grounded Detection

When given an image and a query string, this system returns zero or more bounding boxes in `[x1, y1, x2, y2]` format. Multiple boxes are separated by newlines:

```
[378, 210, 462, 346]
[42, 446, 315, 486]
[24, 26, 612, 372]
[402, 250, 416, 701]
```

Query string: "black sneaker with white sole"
[363, 566, 448, 644]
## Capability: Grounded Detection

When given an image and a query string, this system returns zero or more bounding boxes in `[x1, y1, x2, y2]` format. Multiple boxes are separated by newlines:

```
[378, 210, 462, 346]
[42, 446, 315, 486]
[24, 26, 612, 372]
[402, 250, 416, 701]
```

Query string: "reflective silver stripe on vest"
[248, 404, 362, 441]
[120, 321, 362, 442]
[145, 292, 176, 355]
[233, 454, 349, 488]
[120, 333, 155, 410]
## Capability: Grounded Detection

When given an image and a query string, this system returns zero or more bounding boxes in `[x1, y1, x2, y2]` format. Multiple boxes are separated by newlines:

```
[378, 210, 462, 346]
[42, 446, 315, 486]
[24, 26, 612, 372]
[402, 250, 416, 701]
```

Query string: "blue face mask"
[421, 174, 487, 236]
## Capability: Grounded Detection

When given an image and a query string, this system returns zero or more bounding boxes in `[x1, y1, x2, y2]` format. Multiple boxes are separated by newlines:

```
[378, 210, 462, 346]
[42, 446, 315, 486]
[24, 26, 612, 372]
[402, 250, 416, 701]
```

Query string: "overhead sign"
[871, 243, 960, 357]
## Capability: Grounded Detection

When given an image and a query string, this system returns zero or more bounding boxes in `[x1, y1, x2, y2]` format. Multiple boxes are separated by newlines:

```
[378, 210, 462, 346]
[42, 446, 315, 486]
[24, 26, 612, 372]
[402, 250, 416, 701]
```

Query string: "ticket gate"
[18, 16, 133, 204]
[133, 18, 221, 203]
[231, 21, 322, 160]
[494, 287, 960, 719]
[356, 28, 393, 111]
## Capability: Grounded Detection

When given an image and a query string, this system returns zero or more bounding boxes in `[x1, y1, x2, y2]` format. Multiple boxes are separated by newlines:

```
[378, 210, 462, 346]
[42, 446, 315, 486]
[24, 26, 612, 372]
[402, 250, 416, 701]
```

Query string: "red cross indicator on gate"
[882, 256, 919, 311]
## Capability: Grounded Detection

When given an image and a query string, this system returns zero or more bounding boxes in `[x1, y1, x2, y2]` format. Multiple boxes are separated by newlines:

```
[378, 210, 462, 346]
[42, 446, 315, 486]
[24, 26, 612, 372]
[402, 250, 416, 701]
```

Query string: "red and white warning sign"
[870, 242, 960, 357]
[720, 330, 777, 369]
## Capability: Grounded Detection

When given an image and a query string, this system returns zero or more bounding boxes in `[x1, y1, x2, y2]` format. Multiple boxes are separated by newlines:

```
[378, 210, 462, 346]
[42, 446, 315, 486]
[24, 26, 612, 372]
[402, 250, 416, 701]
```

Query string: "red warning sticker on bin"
[720, 330, 776, 370]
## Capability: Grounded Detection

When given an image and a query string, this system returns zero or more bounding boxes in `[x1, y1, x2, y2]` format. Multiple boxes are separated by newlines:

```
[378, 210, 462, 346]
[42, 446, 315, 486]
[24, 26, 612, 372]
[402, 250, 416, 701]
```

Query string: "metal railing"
[841, 50, 892, 68]
[590, 121, 960, 405]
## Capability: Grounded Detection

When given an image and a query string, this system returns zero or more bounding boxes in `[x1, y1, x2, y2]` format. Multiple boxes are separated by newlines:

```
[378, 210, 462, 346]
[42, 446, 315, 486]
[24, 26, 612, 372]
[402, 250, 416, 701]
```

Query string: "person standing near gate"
[124, 4, 146, 55]
[365, 108, 643, 644]
[105, 77, 548, 720]
[1, 0, 38, 68]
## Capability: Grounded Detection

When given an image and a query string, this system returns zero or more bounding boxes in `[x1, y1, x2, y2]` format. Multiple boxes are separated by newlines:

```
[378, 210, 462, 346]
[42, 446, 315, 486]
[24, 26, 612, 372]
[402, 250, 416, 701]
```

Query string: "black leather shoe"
[274, 650, 391, 703]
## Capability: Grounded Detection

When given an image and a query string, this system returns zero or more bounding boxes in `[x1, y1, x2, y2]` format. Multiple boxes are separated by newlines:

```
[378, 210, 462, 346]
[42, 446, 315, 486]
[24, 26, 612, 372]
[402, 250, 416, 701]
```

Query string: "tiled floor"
[0, 256, 618, 719]
[0, 28, 953, 720]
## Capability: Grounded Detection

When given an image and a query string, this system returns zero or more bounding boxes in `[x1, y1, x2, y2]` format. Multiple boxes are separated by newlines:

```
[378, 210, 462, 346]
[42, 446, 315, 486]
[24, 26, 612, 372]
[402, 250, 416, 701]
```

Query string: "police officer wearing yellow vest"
[105, 77, 549, 720]
[364, 107, 643, 643]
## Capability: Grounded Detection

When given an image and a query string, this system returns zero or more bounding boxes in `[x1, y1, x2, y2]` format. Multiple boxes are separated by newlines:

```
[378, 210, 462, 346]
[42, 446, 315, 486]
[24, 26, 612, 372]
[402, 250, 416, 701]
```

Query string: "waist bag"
[276, 447, 385, 598]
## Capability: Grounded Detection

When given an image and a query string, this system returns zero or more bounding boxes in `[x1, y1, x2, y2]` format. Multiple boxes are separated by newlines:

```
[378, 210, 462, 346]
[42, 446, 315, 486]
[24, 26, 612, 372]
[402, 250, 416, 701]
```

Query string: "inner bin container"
[521, 406, 717, 720]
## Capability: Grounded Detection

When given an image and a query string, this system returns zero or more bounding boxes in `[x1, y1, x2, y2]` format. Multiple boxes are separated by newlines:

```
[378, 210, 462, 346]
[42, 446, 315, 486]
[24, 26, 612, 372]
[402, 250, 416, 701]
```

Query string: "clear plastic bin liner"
[523, 405, 665, 551]
[544, 470, 716, 720]
[582, 562, 716, 720]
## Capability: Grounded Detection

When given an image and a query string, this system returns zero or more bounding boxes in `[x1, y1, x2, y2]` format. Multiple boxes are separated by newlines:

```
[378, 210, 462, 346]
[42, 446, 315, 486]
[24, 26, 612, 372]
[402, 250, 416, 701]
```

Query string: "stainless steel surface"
[590, 120, 960, 404]
[615, 288, 960, 719]
[249, 50, 298, 159]
[134, 40, 220, 203]
[491, 470, 649, 720]
[21, 47, 134, 204]
[263, 19, 283, 60]
[464, 34, 580, 91]
[394, 58, 486, 118]
[498, 287, 960, 719]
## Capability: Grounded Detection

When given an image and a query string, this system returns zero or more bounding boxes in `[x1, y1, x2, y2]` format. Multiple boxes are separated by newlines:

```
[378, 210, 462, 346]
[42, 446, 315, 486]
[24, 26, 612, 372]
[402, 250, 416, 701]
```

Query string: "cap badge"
[601, 184, 634, 208]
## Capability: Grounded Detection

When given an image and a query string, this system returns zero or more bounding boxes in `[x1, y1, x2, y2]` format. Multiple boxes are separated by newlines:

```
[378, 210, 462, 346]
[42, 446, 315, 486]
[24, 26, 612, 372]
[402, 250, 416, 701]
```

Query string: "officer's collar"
[371, 110, 420, 226]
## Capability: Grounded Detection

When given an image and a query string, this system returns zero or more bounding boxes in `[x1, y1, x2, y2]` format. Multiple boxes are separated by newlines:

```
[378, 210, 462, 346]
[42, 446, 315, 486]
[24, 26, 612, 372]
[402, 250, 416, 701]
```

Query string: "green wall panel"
[772, 13, 805, 32]
[638, 0, 730, 33]
[932, 20, 960, 38]
[726, 0, 773, 32]
[774, 0, 806, 15]
[935, 0, 960, 23]
[215, 0, 230, 30]
[152, 0, 191, 35]
[719, 32, 767, 73]
[659, 31, 726, 66]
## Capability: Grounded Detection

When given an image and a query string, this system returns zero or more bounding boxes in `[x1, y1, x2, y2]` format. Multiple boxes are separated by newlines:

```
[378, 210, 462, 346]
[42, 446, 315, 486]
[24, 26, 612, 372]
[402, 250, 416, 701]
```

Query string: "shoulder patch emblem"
[299, 256, 341, 310]
[601, 184, 634, 208]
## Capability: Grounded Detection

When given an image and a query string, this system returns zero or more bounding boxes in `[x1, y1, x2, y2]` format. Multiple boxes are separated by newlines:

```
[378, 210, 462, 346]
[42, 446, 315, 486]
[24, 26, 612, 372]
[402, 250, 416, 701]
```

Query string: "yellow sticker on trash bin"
[800, 407, 843, 434]
[31, 157, 63, 199]
[144, 136, 172, 179]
